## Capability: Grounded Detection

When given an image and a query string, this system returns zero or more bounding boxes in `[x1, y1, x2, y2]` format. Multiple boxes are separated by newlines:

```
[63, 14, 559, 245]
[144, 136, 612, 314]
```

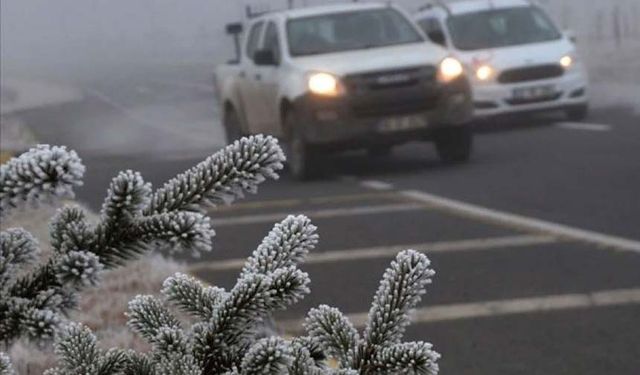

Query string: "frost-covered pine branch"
[43, 215, 323, 375]
[0, 351, 15, 375]
[145, 135, 285, 215]
[0, 145, 85, 217]
[1, 136, 285, 345]
[305, 250, 440, 374]
[43, 322, 128, 375]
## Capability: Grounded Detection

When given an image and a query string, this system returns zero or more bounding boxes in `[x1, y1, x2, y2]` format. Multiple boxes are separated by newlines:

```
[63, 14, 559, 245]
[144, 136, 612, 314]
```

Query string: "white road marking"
[278, 287, 640, 331]
[556, 122, 612, 132]
[360, 180, 395, 191]
[209, 202, 426, 227]
[188, 234, 556, 273]
[401, 190, 640, 253]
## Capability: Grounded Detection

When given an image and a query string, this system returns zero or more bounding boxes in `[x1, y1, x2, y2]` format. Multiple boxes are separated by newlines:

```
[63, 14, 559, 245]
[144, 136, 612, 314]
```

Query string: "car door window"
[262, 22, 281, 64]
[246, 21, 264, 62]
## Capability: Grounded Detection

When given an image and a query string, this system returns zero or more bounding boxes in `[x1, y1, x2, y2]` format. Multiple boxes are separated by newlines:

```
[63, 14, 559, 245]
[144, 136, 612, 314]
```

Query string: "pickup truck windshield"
[447, 7, 562, 51]
[287, 8, 423, 57]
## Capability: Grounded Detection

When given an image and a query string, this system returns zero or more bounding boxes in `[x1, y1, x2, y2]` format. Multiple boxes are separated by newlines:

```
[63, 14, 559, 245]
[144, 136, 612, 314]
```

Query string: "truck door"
[253, 21, 284, 137]
[238, 21, 265, 133]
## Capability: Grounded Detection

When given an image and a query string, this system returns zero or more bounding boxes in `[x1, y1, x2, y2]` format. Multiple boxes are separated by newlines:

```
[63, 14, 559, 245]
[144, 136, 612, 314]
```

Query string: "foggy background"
[2, 0, 639, 84]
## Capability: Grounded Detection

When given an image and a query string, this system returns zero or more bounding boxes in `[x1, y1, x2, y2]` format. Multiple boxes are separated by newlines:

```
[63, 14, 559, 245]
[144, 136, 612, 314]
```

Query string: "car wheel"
[368, 145, 392, 158]
[434, 125, 473, 164]
[224, 107, 243, 144]
[285, 110, 317, 181]
[565, 104, 589, 122]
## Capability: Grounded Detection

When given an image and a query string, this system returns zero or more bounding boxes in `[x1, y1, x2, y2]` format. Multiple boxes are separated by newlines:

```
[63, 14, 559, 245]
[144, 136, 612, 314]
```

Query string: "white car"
[214, 3, 474, 179]
[415, 0, 589, 121]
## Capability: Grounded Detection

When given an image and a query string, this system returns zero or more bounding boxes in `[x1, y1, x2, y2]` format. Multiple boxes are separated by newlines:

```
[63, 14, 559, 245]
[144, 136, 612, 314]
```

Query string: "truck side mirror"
[226, 23, 243, 35]
[254, 49, 278, 66]
[427, 30, 447, 46]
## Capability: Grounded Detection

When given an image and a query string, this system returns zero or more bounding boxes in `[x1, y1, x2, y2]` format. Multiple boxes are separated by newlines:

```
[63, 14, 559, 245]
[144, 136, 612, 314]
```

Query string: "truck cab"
[215, 2, 473, 179]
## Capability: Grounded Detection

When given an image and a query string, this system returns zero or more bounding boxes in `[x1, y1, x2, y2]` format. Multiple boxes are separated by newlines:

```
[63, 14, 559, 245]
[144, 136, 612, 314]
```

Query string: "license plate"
[512, 85, 556, 100]
[377, 115, 428, 133]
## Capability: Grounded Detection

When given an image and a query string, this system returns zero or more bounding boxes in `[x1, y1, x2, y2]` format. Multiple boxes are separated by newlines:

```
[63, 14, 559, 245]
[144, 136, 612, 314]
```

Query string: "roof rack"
[245, 4, 271, 19]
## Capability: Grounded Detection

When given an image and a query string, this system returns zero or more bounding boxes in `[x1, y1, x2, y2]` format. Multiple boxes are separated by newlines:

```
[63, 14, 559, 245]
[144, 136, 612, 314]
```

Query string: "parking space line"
[209, 202, 427, 227]
[359, 180, 395, 191]
[556, 122, 612, 132]
[188, 234, 556, 273]
[212, 192, 401, 213]
[401, 190, 640, 253]
[278, 287, 640, 332]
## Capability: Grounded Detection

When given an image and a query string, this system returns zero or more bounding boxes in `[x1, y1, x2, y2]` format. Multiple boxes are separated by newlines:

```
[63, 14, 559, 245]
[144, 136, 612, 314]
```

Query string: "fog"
[1, 0, 639, 85]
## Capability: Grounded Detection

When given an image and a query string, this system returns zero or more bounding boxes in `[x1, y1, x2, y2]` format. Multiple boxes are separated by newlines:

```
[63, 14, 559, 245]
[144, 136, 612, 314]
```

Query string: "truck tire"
[284, 110, 317, 181]
[224, 107, 243, 144]
[434, 125, 473, 164]
[565, 104, 589, 122]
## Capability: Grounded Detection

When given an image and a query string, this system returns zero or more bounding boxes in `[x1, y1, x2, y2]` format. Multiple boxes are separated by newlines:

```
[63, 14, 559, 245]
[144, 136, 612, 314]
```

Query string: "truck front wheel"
[284, 110, 317, 180]
[434, 125, 473, 164]
[224, 107, 243, 145]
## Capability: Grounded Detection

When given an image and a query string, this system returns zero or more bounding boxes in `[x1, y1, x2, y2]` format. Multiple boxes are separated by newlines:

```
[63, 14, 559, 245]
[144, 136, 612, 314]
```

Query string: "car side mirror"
[564, 29, 577, 44]
[427, 30, 447, 46]
[254, 49, 278, 66]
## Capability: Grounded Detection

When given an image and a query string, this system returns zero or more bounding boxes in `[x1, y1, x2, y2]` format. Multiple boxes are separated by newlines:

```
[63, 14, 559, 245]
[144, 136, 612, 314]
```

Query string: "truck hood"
[291, 42, 448, 76]
[455, 39, 575, 71]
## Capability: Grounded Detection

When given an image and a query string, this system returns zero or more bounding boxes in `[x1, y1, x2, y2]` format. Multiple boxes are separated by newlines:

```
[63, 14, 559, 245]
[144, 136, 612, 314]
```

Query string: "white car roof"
[433, 0, 532, 16]
[264, 2, 390, 20]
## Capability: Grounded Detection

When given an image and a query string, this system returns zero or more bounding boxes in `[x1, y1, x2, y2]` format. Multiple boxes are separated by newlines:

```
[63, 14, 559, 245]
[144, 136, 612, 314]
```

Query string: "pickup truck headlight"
[438, 57, 464, 83]
[560, 55, 573, 69]
[308, 72, 344, 97]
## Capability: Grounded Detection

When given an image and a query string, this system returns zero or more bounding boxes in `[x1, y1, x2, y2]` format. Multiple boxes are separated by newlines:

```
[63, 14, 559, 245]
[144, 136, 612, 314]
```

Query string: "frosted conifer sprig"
[240, 337, 292, 374]
[100, 170, 152, 231]
[1, 136, 285, 345]
[145, 135, 285, 215]
[0, 145, 85, 216]
[161, 272, 226, 319]
[241, 214, 318, 277]
[44, 322, 128, 375]
[305, 250, 439, 374]
[0, 228, 39, 290]
[0, 351, 15, 375]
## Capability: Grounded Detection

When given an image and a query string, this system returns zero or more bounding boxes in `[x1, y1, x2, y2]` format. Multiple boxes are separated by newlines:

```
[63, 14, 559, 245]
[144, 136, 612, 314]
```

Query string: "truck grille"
[498, 64, 564, 84]
[344, 66, 439, 117]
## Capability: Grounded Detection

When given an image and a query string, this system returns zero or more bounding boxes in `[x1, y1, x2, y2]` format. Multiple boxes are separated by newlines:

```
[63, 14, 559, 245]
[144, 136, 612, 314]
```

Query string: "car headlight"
[438, 57, 464, 83]
[308, 72, 344, 96]
[560, 55, 573, 69]
[475, 64, 494, 81]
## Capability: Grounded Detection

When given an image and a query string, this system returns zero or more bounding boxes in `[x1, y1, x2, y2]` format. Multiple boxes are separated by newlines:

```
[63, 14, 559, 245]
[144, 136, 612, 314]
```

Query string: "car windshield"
[447, 6, 562, 51]
[287, 8, 424, 57]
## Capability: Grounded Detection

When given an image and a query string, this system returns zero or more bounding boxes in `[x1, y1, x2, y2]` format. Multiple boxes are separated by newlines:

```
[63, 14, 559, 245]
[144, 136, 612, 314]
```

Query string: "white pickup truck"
[214, 2, 473, 179]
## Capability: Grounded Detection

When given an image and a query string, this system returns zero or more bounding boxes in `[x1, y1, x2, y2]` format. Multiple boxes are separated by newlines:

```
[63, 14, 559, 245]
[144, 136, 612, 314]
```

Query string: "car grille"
[505, 92, 562, 105]
[344, 66, 439, 117]
[498, 64, 564, 84]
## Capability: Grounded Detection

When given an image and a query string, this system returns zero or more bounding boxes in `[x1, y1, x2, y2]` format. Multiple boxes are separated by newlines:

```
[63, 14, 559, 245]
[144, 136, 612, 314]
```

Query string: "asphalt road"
[20, 66, 640, 374]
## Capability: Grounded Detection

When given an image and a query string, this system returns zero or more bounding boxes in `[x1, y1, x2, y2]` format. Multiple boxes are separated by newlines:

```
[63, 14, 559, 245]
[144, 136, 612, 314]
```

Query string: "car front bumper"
[471, 69, 589, 118]
[292, 77, 472, 149]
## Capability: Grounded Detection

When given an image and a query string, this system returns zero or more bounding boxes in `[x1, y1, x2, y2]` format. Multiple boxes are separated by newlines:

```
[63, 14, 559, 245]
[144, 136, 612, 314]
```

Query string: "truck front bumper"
[291, 77, 472, 149]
